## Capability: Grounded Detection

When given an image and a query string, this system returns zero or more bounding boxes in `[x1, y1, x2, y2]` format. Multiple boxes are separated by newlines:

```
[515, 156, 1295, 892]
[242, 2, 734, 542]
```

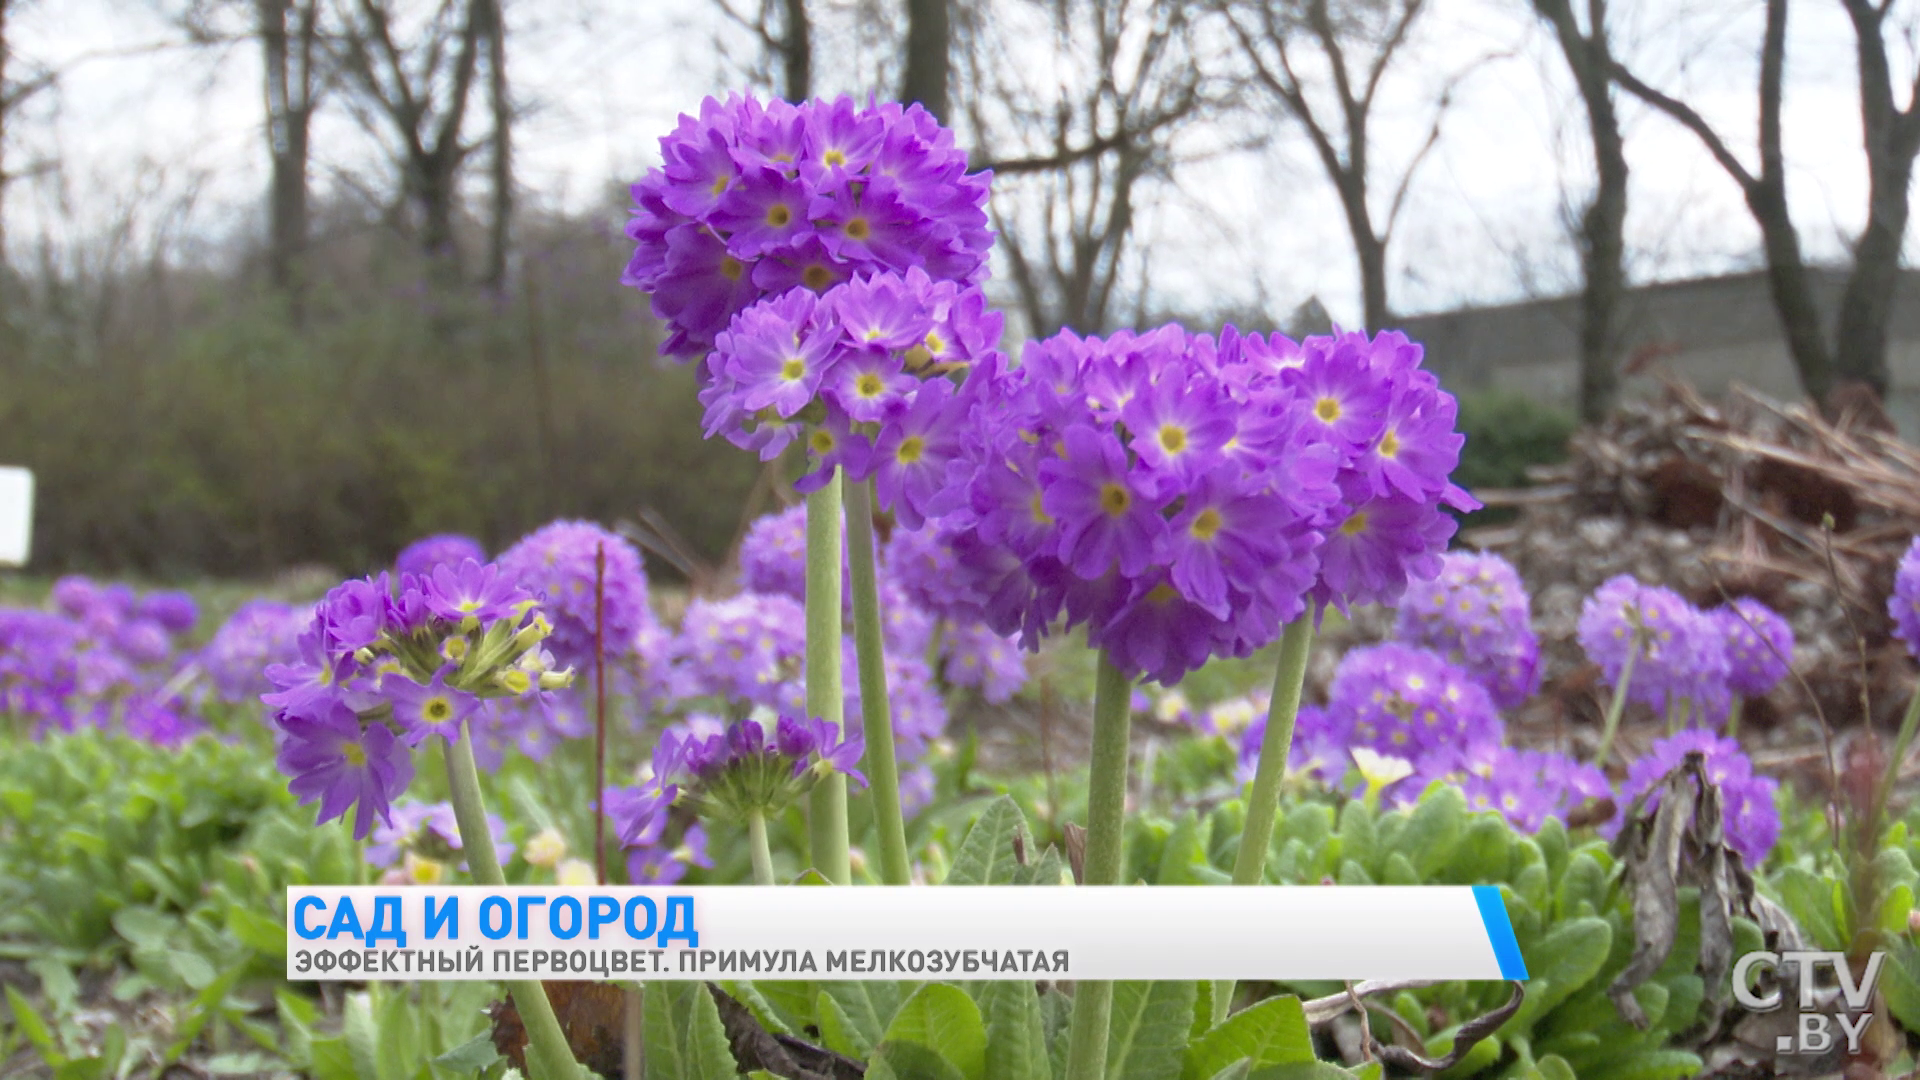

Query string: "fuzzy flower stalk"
[623, 93, 996, 886]
[261, 562, 583, 1079]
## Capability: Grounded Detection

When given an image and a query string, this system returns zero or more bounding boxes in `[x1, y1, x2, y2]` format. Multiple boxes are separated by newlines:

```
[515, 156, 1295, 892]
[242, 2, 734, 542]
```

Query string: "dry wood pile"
[1455, 378, 1920, 766]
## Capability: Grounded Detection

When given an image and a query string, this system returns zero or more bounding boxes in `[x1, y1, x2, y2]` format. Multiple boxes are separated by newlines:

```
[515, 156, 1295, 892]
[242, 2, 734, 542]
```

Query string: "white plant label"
[0, 467, 33, 567]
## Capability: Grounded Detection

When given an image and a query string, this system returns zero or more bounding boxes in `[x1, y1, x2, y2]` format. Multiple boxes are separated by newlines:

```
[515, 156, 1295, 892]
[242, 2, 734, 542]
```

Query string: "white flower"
[523, 827, 568, 869]
[1351, 747, 1413, 790]
[556, 858, 597, 886]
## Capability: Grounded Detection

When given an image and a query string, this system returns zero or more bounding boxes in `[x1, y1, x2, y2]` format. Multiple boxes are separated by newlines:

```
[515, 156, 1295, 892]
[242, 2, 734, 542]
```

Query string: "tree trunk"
[259, 0, 316, 321]
[2, 0, 15, 272]
[1753, 0, 1833, 404]
[1577, 126, 1627, 423]
[483, 0, 511, 291]
[782, 0, 811, 102]
[900, 0, 950, 123]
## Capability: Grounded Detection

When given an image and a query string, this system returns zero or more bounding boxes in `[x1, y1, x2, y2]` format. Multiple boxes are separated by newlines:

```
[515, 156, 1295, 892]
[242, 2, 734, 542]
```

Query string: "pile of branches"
[1460, 378, 1920, 761]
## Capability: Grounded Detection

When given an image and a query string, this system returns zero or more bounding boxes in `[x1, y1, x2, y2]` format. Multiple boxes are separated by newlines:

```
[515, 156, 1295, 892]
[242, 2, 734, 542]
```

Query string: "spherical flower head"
[1326, 643, 1505, 761]
[1238, 704, 1344, 785]
[883, 525, 973, 622]
[1894, 537, 1920, 660]
[625, 824, 714, 885]
[496, 520, 655, 672]
[201, 600, 306, 704]
[642, 715, 866, 827]
[1409, 746, 1611, 833]
[1393, 551, 1542, 707]
[666, 591, 807, 715]
[623, 94, 993, 361]
[274, 701, 414, 840]
[397, 534, 488, 579]
[1578, 575, 1730, 716]
[738, 504, 810, 602]
[136, 591, 198, 634]
[114, 620, 174, 666]
[1714, 597, 1794, 697]
[123, 699, 205, 748]
[948, 323, 1342, 684]
[1611, 731, 1780, 866]
[317, 574, 391, 658]
[939, 622, 1026, 704]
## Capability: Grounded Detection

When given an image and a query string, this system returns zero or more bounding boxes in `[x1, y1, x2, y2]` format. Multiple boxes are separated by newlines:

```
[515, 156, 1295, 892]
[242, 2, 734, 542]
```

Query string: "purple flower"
[625, 824, 713, 885]
[384, 666, 483, 745]
[136, 591, 198, 634]
[1611, 731, 1779, 866]
[395, 534, 488, 579]
[275, 703, 414, 840]
[738, 504, 811, 602]
[1714, 598, 1794, 697]
[1393, 552, 1542, 708]
[423, 560, 531, 625]
[317, 575, 390, 658]
[200, 600, 305, 704]
[1578, 575, 1731, 721]
[1326, 643, 1504, 761]
[1895, 537, 1920, 660]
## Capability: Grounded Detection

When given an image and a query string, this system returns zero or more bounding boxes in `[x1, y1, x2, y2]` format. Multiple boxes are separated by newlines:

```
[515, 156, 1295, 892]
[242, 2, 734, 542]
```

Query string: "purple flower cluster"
[1713, 597, 1793, 697]
[664, 592, 808, 715]
[365, 801, 515, 878]
[699, 268, 1004, 526]
[0, 577, 212, 745]
[198, 600, 307, 704]
[737, 504, 812, 602]
[495, 520, 656, 673]
[622, 94, 993, 360]
[606, 715, 865, 843]
[1390, 744, 1610, 833]
[1393, 551, 1541, 708]
[1611, 730, 1780, 866]
[263, 561, 574, 838]
[396, 534, 488, 579]
[1324, 644, 1504, 761]
[1577, 575, 1731, 723]
[939, 325, 1473, 685]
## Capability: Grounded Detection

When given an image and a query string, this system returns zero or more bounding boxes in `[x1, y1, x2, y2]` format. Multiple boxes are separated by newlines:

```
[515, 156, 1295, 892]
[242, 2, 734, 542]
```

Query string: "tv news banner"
[286, 885, 1529, 983]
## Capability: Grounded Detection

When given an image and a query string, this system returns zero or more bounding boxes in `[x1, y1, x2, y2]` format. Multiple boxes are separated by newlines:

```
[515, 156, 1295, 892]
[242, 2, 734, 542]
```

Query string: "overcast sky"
[6, 0, 1901, 329]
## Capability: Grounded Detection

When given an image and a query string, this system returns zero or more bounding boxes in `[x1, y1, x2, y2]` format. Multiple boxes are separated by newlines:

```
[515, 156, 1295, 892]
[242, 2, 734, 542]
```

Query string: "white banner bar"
[286, 885, 1528, 982]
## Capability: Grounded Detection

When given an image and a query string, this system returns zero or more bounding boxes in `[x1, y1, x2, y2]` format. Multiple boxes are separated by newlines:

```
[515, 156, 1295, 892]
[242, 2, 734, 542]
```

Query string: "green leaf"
[1246, 1064, 1361, 1080]
[816, 990, 871, 1060]
[1013, 847, 1069, 887]
[433, 1031, 505, 1075]
[1204, 1065, 1251, 1080]
[309, 1036, 358, 1080]
[792, 869, 834, 886]
[884, 984, 986, 1080]
[1502, 917, 1611, 1037]
[167, 949, 218, 991]
[870, 1040, 969, 1080]
[1107, 980, 1196, 1080]
[1396, 786, 1467, 878]
[1771, 868, 1843, 951]
[1183, 995, 1313, 1080]
[110, 905, 174, 951]
[1579, 1049, 1701, 1080]
[6, 984, 60, 1059]
[227, 905, 289, 959]
[947, 797, 1028, 886]
[719, 980, 800, 1036]
[1880, 939, 1920, 1032]
[978, 979, 1051, 1080]
[644, 981, 740, 1080]
[343, 992, 389, 1080]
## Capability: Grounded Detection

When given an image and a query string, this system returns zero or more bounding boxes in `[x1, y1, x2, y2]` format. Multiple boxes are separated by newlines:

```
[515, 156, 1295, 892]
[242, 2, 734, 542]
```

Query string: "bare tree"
[712, 0, 812, 101]
[257, 0, 322, 314]
[0, 0, 57, 271]
[1532, 0, 1625, 422]
[1222, 0, 1455, 332]
[331, 0, 487, 281]
[1608, 0, 1834, 404]
[901, 0, 950, 121]
[962, 0, 1207, 336]
[481, 0, 509, 289]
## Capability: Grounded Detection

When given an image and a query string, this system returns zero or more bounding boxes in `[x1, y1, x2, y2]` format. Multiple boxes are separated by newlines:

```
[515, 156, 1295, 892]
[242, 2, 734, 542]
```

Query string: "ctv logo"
[1732, 950, 1883, 1055]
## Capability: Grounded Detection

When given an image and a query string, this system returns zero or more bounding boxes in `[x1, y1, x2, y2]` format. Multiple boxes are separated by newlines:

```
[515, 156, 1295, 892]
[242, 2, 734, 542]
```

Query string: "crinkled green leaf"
[885, 983, 986, 1080]
[1107, 980, 1196, 1080]
[644, 980, 740, 1080]
[947, 797, 1029, 886]
[1182, 995, 1313, 1080]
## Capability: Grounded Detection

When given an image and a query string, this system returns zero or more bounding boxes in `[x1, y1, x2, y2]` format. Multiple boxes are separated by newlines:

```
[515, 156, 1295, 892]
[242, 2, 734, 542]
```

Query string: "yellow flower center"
[802, 264, 833, 290]
[923, 331, 946, 355]
[766, 204, 792, 227]
[844, 217, 871, 240]
[720, 256, 744, 281]
[781, 356, 806, 381]
[1099, 482, 1131, 517]
[1030, 494, 1052, 525]
[424, 697, 454, 722]
[1146, 583, 1178, 605]
[855, 373, 884, 397]
[343, 741, 367, 766]
[1379, 429, 1401, 458]
[1315, 397, 1342, 423]
[809, 428, 837, 455]
[1190, 507, 1223, 541]
[824, 149, 847, 166]
[710, 174, 729, 195]
[1339, 511, 1369, 536]
[1158, 424, 1188, 455]
[895, 436, 926, 464]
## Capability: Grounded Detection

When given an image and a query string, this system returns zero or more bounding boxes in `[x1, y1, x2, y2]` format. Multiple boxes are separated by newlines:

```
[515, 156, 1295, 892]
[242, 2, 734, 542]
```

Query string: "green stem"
[845, 478, 913, 886]
[1063, 651, 1135, 1080]
[442, 729, 581, 1080]
[1870, 688, 1920, 845]
[805, 473, 852, 885]
[1210, 615, 1316, 1023]
[747, 810, 776, 886]
[1592, 644, 1639, 767]
[1726, 698, 1744, 738]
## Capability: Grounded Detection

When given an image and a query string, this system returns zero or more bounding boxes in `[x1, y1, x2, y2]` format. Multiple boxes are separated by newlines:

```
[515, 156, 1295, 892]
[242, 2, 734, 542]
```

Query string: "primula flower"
[1892, 536, 1920, 660]
[496, 521, 657, 675]
[1578, 575, 1731, 722]
[200, 600, 305, 704]
[384, 666, 483, 745]
[1326, 643, 1504, 760]
[137, 591, 198, 634]
[606, 715, 865, 841]
[1611, 731, 1780, 866]
[622, 94, 992, 360]
[277, 702, 415, 840]
[1393, 551, 1542, 708]
[396, 534, 488, 579]
[1714, 597, 1794, 697]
